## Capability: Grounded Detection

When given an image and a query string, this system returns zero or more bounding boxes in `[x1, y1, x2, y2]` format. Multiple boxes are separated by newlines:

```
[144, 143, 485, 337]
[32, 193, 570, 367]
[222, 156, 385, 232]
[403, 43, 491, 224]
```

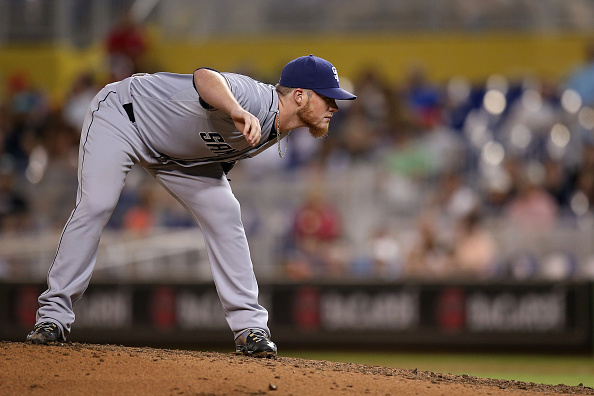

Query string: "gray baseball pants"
[35, 79, 270, 340]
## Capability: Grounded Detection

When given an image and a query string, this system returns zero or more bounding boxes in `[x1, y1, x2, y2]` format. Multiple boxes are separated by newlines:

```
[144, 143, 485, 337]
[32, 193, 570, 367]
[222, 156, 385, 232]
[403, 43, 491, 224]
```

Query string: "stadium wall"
[1, 281, 591, 353]
[0, 31, 591, 105]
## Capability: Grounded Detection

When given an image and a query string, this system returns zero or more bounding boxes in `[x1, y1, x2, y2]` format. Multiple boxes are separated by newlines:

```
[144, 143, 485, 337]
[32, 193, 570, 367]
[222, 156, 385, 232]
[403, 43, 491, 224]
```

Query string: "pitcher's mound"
[1, 341, 592, 395]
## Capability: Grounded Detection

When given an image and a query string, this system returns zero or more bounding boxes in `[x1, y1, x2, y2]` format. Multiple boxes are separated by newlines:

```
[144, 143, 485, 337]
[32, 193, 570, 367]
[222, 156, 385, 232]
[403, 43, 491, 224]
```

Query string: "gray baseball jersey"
[35, 71, 284, 341]
[130, 71, 281, 166]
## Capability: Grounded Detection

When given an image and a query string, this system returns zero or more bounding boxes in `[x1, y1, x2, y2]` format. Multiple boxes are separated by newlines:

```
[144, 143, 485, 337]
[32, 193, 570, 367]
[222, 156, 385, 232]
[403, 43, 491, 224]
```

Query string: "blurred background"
[2, 0, 594, 356]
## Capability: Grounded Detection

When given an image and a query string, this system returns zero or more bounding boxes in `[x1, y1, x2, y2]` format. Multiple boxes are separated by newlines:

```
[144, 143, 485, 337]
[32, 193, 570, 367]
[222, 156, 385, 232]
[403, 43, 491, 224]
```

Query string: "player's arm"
[193, 68, 261, 147]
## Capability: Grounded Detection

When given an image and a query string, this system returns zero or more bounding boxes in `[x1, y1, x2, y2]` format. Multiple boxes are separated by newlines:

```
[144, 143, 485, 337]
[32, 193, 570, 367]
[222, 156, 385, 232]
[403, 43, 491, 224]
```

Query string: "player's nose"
[329, 99, 338, 112]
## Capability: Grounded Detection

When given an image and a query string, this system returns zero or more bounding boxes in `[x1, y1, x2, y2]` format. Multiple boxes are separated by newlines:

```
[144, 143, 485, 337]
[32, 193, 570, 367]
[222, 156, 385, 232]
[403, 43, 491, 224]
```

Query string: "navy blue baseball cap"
[279, 55, 356, 100]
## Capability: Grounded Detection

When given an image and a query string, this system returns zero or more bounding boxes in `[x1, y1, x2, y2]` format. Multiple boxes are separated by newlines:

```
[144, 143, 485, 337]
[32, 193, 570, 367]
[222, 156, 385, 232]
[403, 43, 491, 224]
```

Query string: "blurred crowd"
[2, 17, 594, 282]
[267, 42, 594, 282]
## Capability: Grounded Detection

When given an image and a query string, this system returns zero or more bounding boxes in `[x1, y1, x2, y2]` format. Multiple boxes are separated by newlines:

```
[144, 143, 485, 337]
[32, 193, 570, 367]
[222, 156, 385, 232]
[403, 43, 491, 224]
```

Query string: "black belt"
[123, 103, 135, 123]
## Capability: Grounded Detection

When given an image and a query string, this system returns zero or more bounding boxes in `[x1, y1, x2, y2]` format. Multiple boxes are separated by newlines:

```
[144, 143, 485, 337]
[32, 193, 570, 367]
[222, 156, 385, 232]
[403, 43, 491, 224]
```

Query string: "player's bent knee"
[197, 193, 242, 228]
[77, 196, 119, 221]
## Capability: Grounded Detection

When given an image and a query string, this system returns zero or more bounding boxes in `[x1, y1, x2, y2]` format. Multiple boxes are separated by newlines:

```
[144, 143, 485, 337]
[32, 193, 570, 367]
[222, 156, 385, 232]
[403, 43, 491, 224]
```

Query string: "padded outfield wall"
[1, 281, 591, 353]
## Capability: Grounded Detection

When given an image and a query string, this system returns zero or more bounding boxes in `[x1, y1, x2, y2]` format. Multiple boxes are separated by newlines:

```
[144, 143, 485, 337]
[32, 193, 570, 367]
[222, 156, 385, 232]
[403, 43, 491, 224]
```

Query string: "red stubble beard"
[297, 101, 330, 139]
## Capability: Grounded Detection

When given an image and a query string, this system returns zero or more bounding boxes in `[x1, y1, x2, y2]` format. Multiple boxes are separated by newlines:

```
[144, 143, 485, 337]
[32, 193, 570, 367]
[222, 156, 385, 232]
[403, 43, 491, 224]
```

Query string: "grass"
[281, 350, 594, 388]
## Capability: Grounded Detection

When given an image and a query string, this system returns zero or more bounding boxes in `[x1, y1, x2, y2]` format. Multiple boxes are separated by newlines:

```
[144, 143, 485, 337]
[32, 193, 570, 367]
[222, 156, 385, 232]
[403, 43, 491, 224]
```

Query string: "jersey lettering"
[200, 132, 240, 157]
[207, 143, 235, 154]
[200, 132, 224, 143]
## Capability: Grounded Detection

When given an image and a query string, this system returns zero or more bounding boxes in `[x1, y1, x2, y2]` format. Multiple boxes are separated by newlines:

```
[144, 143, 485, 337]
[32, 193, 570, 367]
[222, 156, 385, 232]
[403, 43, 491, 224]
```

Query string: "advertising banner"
[1, 282, 590, 352]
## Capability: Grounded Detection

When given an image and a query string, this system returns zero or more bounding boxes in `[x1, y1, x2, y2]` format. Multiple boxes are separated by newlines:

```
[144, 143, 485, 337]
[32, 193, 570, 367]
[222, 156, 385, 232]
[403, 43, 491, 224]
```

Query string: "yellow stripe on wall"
[0, 31, 589, 106]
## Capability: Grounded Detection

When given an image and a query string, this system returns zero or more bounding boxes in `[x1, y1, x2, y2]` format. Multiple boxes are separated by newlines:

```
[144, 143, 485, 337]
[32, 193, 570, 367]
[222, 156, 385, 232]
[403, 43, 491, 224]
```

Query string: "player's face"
[297, 91, 339, 138]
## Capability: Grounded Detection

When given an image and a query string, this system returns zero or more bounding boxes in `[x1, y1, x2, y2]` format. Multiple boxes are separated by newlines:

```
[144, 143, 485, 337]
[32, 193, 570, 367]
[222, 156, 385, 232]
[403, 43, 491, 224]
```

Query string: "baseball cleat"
[26, 322, 62, 345]
[235, 328, 277, 358]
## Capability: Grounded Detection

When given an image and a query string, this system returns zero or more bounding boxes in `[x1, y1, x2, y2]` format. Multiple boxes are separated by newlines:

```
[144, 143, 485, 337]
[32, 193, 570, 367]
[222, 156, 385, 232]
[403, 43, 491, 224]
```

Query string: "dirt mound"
[1, 341, 592, 395]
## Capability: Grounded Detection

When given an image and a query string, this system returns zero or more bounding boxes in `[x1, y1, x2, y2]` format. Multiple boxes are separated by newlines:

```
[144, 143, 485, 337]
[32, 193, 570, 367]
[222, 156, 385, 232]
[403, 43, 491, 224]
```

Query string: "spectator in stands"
[284, 188, 345, 279]
[505, 172, 559, 232]
[400, 63, 443, 130]
[353, 66, 390, 127]
[105, 11, 148, 81]
[123, 186, 157, 235]
[4, 72, 48, 173]
[62, 72, 98, 131]
[0, 156, 31, 234]
[431, 172, 479, 224]
[418, 113, 467, 178]
[450, 209, 499, 279]
[500, 76, 561, 158]
[339, 100, 380, 162]
[482, 156, 521, 215]
[352, 226, 404, 279]
[404, 213, 452, 279]
[381, 121, 434, 180]
[27, 112, 79, 230]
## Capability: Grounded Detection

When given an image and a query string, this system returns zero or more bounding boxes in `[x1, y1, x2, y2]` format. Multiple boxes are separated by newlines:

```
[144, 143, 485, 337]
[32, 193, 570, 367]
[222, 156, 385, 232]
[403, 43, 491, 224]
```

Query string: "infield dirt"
[1, 341, 593, 395]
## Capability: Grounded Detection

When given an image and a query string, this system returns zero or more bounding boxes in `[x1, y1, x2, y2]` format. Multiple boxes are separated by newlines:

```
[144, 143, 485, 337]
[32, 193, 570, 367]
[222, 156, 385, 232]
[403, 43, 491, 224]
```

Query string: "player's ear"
[293, 88, 304, 105]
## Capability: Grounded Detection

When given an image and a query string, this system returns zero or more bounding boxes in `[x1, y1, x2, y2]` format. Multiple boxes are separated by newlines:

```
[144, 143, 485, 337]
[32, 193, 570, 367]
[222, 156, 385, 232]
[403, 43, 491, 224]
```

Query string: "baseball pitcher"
[26, 55, 356, 357]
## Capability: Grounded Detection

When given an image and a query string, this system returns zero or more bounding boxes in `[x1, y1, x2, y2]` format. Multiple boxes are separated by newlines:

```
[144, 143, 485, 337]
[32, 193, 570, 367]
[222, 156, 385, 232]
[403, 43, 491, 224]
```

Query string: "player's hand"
[231, 108, 261, 147]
